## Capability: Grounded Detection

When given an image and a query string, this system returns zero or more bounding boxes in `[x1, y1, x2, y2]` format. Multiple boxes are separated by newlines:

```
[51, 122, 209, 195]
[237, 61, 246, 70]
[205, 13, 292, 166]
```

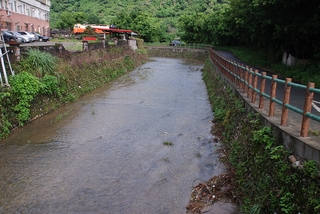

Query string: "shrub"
[9, 72, 42, 125]
[40, 75, 60, 96]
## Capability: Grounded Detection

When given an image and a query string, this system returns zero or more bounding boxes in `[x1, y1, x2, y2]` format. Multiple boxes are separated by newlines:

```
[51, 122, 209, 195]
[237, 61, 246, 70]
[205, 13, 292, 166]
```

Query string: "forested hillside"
[50, 0, 320, 64]
[50, 0, 229, 41]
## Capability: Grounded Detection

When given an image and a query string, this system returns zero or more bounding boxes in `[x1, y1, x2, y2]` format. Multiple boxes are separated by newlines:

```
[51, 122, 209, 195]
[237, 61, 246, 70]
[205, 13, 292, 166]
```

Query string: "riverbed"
[0, 57, 235, 213]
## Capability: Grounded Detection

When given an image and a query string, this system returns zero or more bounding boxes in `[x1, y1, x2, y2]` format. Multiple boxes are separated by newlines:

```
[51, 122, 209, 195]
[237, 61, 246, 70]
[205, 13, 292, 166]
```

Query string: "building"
[0, 0, 50, 36]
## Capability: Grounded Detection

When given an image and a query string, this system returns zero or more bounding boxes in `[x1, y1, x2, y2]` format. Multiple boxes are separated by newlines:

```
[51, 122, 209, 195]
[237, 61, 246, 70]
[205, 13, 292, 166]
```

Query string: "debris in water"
[186, 173, 236, 213]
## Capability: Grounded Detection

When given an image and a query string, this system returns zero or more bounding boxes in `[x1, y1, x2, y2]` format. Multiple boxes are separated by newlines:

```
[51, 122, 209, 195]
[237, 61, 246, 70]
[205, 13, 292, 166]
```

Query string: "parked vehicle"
[29, 32, 39, 41]
[18, 31, 36, 42]
[1, 30, 22, 43]
[34, 33, 49, 42]
[169, 40, 182, 46]
[10, 31, 31, 43]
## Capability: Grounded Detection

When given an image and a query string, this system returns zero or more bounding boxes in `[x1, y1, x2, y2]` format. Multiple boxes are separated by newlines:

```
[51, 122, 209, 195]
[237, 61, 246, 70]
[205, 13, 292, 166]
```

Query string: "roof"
[94, 28, 132, 34]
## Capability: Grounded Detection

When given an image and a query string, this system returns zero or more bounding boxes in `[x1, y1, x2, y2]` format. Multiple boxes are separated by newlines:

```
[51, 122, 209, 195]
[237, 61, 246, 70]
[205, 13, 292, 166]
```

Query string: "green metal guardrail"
[210, 48, 320, 137]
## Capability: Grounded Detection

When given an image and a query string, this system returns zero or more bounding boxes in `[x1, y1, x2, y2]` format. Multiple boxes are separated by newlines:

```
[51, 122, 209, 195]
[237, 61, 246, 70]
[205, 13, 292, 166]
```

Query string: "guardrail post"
[244, 66, 249, 94]
[300, 82, 315, 137]
[228, 60, 232, 81]
[281, 78, 292, 126]
[269, 75, 278, 117]
[252, 69, 259, 104]
[235, 63, 239, 87]
[259, 72, 266, 109]
[239, 65, 244, 91]
[247, 68, 253, 98]
[223, 58, 226, 76]
[232, 62, 236, 84]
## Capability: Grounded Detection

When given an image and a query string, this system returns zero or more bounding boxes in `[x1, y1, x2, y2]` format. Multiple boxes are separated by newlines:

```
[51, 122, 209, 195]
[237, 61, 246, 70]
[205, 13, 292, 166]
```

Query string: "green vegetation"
[18, 49, 57, 78]
[50, 0, 320, 86]
[214, 46, 320, 87]
[163, 141, 173, 146]
[50, 0, 229, 42]
[202, 59, 320, 213]
[0, 46, 147, 138]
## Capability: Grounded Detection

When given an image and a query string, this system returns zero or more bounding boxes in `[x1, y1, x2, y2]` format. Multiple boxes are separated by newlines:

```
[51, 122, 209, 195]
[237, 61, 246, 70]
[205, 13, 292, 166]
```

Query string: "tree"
[86, 14, 102, 24]
[112, 11, 168, 42]
[55, 12, 87, 30]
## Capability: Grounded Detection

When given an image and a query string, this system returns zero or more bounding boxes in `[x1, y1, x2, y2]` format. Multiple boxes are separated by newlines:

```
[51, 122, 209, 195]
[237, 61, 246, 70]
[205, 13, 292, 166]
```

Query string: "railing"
[144, 42, 211, 49]
[210, 48, 320, 137]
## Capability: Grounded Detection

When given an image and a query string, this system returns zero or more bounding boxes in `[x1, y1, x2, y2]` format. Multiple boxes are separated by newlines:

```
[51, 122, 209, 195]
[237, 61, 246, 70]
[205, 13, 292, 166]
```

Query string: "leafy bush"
[40, 75, 60, 96]
[9, 72, 42, 125]
[0, 91, 12, 138]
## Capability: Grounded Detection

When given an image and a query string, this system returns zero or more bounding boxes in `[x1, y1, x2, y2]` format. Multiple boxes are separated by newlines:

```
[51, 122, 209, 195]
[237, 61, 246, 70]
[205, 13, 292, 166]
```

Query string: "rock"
[292, 160, 301, 168]
[288, 155, 297, 163]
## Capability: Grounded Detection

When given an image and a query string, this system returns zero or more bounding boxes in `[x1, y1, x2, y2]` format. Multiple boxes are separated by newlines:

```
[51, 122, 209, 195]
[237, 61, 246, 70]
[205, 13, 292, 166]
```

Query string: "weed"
[161, 158, 170, 163]
[309, 130, 320, 137]
[163, 141, 173, 146]
[195, 152, 202, 158]
[53, 112, 69, 123]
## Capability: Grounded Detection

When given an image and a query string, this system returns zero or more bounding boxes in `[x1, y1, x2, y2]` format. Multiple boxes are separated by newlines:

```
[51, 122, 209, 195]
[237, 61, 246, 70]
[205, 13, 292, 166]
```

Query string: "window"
[14, 1, 16, 12]
[6, 22, 11, 31]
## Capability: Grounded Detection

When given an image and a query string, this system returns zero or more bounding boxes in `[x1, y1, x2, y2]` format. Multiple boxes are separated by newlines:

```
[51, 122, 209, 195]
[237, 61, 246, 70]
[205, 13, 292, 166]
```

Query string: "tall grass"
[19, 49, 57, 78]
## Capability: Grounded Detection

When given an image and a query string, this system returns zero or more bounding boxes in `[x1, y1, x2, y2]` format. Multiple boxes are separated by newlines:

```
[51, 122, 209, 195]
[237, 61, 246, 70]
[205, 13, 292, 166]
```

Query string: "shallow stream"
[0, 57, 235, 213]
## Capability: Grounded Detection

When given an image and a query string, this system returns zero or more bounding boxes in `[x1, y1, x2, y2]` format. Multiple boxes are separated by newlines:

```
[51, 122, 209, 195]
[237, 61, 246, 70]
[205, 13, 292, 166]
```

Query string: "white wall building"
[0, 0, 50, 35]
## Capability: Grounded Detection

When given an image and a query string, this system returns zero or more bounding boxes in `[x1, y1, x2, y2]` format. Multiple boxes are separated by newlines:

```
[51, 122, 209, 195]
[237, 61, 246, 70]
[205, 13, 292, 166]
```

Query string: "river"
[0, 57, 236, 213]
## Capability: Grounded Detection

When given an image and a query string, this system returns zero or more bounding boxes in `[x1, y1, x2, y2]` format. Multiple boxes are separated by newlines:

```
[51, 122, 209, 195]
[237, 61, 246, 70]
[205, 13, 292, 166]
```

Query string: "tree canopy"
[50, 0, 320, 60]
[177, 0, 320, 60]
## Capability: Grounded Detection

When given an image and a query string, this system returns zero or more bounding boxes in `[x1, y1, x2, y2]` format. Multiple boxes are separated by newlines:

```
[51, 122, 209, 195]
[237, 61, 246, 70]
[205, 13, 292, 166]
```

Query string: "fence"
[210, 48, 320, 137]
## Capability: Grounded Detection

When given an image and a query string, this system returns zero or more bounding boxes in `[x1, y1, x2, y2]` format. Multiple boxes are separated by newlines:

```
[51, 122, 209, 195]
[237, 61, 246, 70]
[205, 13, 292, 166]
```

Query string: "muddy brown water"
[0, 57, 236, 213]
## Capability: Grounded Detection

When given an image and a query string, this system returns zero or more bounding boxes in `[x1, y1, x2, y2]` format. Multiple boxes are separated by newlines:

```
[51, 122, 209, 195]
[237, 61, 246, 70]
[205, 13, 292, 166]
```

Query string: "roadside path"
[214, 50, 320, 142]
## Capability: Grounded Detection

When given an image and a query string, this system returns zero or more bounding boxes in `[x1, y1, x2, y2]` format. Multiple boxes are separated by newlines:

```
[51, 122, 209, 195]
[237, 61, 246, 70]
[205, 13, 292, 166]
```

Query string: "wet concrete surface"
[0, 57, 236, 213]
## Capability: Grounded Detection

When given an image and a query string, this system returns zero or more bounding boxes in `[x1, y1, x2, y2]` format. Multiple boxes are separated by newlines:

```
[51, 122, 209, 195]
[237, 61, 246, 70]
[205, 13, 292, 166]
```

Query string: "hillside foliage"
[50, 0, 229, 42]
[50, 0, 320, 64]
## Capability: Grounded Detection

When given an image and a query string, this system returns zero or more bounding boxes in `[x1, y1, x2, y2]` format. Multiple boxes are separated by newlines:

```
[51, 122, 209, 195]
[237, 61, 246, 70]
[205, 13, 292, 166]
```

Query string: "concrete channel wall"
[146, 46, 320, 164]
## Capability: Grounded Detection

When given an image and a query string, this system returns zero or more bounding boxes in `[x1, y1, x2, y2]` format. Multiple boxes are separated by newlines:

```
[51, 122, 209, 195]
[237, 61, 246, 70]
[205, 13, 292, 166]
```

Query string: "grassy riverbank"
[202, 60, 320, 213]
[0, 46, 148, 138]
